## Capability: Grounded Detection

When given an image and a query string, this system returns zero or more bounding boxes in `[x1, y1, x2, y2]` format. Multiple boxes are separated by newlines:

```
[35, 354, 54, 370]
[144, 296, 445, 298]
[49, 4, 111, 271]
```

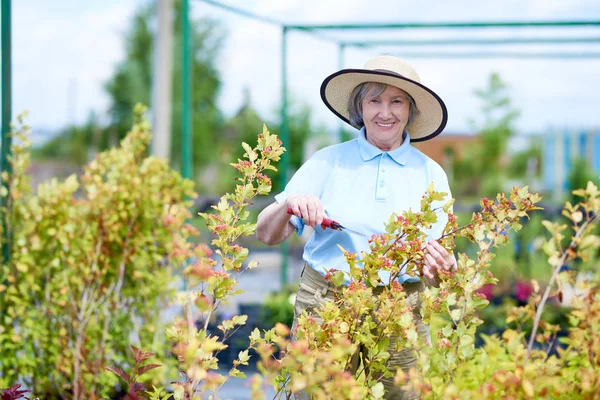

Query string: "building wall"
[412, 134, 479, 169]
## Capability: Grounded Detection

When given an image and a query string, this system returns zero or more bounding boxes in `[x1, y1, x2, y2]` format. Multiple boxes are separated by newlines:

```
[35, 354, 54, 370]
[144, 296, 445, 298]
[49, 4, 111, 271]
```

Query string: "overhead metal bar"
[392, 51, 600, 59]
[342, 37, 600, 47]
[198, 0, 283, 27]
[288, 20, 600, 31]
[196, 0, 340, 43]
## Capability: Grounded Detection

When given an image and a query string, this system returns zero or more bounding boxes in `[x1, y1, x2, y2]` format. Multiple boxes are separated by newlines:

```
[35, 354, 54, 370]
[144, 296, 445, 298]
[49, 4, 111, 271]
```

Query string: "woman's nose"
[379, 103, 391, 118]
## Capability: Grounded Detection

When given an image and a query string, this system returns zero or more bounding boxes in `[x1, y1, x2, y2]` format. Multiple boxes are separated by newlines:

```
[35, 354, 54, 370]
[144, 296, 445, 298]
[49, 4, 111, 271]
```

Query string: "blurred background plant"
[259, 284, 297, 329]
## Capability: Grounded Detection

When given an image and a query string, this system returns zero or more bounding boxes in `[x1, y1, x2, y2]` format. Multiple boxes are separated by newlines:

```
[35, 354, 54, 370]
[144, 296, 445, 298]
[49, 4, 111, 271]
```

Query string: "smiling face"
[360, 85, 411, 151]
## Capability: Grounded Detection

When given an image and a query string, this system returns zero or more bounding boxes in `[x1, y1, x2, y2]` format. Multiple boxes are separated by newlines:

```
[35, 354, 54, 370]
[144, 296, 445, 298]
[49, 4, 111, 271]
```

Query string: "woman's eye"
[370, 99, 380, 104]
[393, 99, 403, 104]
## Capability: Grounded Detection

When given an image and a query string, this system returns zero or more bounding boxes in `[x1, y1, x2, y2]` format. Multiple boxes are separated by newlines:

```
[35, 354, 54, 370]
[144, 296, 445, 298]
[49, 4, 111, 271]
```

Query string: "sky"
[5, 0, 600, 145]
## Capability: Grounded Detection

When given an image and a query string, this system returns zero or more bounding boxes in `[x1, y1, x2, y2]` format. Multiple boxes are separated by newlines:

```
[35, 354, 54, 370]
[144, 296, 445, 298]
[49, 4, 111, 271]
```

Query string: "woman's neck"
[365, 131, 404, 151]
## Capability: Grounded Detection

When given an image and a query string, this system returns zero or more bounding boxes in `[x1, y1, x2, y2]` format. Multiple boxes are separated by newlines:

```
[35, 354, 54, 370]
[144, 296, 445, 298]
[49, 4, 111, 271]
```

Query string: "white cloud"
[11, 1, 145, 132]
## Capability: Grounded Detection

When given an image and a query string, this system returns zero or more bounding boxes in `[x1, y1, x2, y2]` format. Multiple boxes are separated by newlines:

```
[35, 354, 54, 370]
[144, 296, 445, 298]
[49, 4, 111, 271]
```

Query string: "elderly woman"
[256, 55, 457, 399]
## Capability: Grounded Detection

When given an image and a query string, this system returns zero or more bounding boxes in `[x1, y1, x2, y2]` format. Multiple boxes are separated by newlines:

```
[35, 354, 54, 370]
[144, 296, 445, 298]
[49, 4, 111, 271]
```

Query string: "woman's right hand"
[285, 195, 325, 229]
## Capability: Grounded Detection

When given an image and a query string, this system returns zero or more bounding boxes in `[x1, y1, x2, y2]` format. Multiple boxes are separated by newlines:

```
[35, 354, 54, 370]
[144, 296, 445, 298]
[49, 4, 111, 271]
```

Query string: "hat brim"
[320, 69, 448, 142]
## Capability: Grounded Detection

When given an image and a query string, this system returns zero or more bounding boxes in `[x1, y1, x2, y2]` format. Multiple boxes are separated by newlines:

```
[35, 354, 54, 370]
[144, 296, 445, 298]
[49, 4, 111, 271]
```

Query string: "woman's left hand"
[423, 240, 457, 280]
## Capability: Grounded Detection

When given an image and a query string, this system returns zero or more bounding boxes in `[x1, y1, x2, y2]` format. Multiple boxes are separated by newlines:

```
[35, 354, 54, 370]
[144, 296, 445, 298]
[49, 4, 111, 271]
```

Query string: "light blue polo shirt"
[274, 127, 452, 285]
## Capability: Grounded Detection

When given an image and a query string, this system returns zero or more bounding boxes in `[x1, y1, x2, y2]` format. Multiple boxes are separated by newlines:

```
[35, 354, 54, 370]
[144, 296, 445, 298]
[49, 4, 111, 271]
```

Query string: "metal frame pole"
[181, 0, 192, 179]
[152, 0, 174, 160]
[279, 26, 289, 287]
[1, 0, 12, 264]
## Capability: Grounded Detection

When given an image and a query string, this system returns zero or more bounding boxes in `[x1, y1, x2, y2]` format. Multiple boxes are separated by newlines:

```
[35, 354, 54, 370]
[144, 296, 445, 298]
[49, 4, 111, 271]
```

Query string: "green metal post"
[181, 0, 192, 179]
[337, 43, 345, 143]
[1, 0, 12, 265]
[279, 26, 289, 287]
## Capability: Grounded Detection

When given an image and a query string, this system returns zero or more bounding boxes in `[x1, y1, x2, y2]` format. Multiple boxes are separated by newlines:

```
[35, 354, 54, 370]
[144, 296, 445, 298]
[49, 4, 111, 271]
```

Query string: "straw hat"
[320, 55, 447, 142]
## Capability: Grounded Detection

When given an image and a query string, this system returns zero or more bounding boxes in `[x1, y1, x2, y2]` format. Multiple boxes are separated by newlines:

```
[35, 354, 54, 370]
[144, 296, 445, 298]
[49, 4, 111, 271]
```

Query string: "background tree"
[567, 156, 599, 205]
[507, 138, 542, 182]
[105, 0, 225, 171]
[219, 94, 328, 194]
[453, 73, 520, 199]
[268, 98, 330, 192]
[565, 156, 600, 267]
[35, 1, 225, 175]
[103, 5, 154, 148]
[32, 112, 101, 164]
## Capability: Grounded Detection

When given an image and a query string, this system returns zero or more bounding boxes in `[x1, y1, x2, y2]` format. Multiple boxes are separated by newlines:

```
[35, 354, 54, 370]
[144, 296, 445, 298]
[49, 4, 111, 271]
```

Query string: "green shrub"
[0, 106, 195, 398]
[260, 285, 297, 329]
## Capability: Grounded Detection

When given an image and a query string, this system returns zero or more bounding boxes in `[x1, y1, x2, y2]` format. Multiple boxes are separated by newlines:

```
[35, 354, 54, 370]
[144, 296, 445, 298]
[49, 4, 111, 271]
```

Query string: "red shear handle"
[286, 206, 336, 229]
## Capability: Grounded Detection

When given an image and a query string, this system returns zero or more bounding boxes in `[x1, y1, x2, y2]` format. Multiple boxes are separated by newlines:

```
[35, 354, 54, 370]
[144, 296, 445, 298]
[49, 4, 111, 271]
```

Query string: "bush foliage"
[0, 106, 195, 398]
[1, 109, 600, 399]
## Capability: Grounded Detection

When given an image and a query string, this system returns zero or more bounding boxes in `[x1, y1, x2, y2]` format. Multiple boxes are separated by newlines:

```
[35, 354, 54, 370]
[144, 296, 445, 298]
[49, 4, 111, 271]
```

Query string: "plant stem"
[525, 213, 599, 362]
[448, 221, 504, 385]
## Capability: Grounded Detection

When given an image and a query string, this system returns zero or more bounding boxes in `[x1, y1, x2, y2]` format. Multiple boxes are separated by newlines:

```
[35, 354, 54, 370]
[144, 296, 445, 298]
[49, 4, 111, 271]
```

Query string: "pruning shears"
[286, 207, 366, 237]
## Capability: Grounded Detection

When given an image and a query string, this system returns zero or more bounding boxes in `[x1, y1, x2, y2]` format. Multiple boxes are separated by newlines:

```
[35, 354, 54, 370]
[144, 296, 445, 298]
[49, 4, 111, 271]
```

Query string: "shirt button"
[381, 168, 385, 172]
[380, 182, 384, 187]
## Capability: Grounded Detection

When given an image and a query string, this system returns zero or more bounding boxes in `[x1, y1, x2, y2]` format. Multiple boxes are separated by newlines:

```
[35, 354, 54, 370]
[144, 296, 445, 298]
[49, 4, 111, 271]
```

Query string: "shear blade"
[341, 226, 366, 237]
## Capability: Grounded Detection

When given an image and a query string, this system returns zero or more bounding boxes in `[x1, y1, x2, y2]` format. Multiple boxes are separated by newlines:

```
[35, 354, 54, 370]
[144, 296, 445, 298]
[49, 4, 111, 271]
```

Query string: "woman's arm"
[256, 194, 325, 246]
[256, 201, 295, 245]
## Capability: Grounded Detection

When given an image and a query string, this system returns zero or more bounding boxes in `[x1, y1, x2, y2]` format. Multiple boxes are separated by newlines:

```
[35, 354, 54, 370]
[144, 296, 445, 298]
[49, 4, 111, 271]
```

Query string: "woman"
[256, 55, 457, 399]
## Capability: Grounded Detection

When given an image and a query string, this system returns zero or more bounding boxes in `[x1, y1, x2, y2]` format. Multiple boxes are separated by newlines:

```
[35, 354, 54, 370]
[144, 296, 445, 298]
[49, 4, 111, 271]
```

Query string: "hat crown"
[364, 55, 421, 83]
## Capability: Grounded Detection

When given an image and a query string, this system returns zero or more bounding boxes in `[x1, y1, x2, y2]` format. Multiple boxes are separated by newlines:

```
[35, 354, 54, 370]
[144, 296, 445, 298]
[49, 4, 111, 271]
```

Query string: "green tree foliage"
[268, 99, 330, 192]
[567, 157, 599, 204]
[0, 107, 195, 398]
[105, 0, 225, 170]
[104, 5, 154, 145]
[454, 73, 520, 199]
[508, 138, 542, 180]
[218, 96, 328, 194]
[213, 92, 265, 194]
[270, 100, 320, 177]
[32, 112, 101, 164]
[35, 2, 225, 171]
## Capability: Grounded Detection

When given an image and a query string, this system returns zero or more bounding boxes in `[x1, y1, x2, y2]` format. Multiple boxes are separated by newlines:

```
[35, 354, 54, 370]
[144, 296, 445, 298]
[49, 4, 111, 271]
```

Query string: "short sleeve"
[273, 147, 335, 236]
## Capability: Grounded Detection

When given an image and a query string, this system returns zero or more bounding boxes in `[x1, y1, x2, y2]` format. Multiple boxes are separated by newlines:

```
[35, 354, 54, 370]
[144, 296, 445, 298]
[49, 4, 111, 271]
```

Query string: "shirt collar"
[357, 127, 412, 166]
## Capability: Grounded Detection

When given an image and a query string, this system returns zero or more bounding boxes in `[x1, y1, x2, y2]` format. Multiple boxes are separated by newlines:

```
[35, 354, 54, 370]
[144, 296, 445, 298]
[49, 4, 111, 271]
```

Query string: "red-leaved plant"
[0, 385, 32, 400]
[105, 346, 162, 400]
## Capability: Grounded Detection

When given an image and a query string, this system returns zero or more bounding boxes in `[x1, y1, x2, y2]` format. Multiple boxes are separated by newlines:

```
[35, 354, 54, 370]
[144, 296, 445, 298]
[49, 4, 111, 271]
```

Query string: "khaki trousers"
[291, 265, 430, 400]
